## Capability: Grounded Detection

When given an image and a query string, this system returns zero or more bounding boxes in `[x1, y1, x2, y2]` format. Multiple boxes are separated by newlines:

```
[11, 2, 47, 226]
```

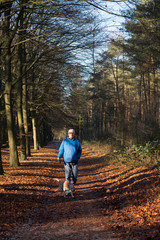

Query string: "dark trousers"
[64, 162, 78, 184]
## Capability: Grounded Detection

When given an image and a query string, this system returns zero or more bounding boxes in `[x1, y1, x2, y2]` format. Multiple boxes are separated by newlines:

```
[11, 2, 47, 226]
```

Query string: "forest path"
[1, 141, 159, 240]
[1, 141, 118, 240]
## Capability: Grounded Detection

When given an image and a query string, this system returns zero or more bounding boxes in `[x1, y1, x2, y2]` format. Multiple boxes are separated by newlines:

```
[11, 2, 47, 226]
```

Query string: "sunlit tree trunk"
[21, 0, 31, 156]
[22, 77, 31, 156]
[32, 115, 39, 150]
[17, 2, 27, 161]
[30, 72, 39, 150]
[3, 3, 19, 166]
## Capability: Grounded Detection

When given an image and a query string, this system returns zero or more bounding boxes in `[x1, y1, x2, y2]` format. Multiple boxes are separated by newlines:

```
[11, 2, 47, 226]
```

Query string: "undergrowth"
[115, 140, 160, 168]
[82, 139, 160, 169]
[82, 140, 114, 156]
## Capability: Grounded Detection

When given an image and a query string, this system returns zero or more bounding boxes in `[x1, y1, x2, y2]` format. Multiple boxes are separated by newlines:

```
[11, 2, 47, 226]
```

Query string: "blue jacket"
[58, 137, 82, 163]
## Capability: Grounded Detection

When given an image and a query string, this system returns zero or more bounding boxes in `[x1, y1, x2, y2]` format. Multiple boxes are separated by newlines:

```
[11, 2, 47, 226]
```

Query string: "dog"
[53, 178, 74, 198]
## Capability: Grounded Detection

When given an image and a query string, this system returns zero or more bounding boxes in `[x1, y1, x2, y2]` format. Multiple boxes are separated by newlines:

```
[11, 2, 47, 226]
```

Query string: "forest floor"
[0, 141, 160, 240]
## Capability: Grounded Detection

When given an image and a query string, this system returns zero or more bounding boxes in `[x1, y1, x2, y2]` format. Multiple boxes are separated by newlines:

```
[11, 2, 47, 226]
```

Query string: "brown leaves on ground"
[0, 142, 160, 240]
[0, 145, 59, 239]
[96, 159, 160, 239]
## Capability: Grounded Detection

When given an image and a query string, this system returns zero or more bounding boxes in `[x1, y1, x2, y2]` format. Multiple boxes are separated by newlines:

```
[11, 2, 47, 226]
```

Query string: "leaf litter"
[0, 142, 159, 240]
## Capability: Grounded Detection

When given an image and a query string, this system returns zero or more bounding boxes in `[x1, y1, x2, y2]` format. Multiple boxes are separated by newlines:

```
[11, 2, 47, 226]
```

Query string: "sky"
[94, 0, 130, 41]
[87, 1, 130, 69]
[73, 1, 131, 78]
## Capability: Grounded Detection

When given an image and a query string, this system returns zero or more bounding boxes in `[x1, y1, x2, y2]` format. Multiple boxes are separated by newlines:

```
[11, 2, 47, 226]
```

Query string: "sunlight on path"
[2, 141, 159, 240]
[2, 141, 119, 240]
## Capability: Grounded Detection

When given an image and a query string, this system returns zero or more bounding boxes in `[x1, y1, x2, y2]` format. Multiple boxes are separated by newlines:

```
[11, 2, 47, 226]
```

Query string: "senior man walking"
[57, 129, 82, 186]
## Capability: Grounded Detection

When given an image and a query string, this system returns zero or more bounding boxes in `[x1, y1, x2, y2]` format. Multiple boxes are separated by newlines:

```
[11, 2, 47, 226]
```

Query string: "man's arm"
[77, 141, 82, 160]
[57, 140, 64, 163]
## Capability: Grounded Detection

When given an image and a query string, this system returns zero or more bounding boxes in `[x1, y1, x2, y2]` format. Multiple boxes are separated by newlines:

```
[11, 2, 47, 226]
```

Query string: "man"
[57, 129, 82, 186]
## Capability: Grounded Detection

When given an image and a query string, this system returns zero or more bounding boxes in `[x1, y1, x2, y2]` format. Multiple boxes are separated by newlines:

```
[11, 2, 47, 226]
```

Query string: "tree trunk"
[3, 4, 19, 167]
[32, 116, 39, 150]
[138, 75, 142, 121]
[22, 79, 31, 156]
[17, 3, 27, 161]
[142, 73, 148, 122]
[17, 85, 27, 161]
[152, 63, 158, 126]
[0, 12, 4, 175]
[103, 111, 106, 134]
[30, 68, 39, 150]
[5, 83, 19, 166]
[0, 91, 4, 175]
[121, 104, 126, 146]
[0, 152, 3, 175]
[20, 0, 31, 156]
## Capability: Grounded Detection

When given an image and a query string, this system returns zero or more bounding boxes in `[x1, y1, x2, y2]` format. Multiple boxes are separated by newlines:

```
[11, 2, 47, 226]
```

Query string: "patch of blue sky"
[71, 1, 131, 78]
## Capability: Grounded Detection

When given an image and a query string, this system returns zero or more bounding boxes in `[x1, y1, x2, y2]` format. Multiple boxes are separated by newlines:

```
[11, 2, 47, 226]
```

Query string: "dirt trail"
[46, 141, 118, 240]
[1, 142, 159, 240]
[1, 141, 118, 240]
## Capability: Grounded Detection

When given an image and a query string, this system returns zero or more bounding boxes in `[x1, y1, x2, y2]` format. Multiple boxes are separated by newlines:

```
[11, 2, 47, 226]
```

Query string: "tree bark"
[0, 139, 3, 174]
[3, 3, 19, 166]
[17, 2, 27, 161]
[22, 78, 31, 156]
[5, 83, 19, 166]
[0, 91, 4, 175]
[142, 73, 148, 118]
[21, 0, 31, 156]
[0, 12, 4, 174]
[32, 115, 39, 150]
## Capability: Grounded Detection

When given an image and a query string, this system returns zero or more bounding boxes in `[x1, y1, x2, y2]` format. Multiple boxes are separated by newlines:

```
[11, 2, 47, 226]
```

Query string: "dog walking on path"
[53, 178, 75, 198]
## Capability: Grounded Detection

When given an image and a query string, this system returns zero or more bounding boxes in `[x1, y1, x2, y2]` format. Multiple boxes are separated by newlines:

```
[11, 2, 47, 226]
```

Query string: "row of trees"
[0, 0, 102, 173]
[66, 0, 160, 145]
[1, 0, 159, 173]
